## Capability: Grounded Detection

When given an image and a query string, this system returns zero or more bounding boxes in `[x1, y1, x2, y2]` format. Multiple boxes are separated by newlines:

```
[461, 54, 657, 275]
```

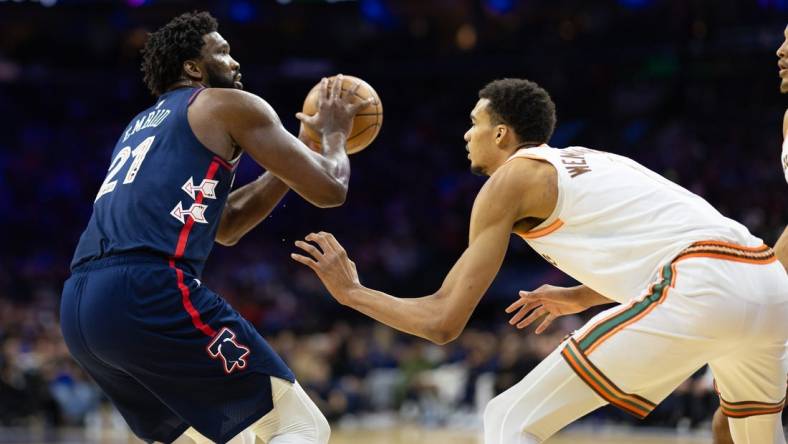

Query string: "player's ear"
[182, 59, 203, 81]
[495, 125, 508, 145]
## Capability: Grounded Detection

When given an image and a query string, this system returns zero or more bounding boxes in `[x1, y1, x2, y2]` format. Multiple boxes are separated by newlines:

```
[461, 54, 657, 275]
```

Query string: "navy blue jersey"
[63, 87, 295, 442]
[72, 87, 235, 276]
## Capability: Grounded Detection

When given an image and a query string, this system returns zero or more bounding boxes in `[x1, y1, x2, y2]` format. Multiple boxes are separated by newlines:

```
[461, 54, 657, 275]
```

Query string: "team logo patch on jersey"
[170, 202, 209, 224]
[206, 327, 251, 374]
[182, 177, 218, 200]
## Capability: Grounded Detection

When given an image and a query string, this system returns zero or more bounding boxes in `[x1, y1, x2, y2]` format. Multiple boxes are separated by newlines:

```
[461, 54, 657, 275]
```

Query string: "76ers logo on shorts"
[206, 327, 250, 374]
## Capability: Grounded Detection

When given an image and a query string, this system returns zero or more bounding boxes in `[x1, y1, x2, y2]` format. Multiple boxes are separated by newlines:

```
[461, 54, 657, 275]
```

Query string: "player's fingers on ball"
[294, 240, 323, 258]
[350, 80, 362, 96]
[320, 77, 329, 99]
[332, 74, 343, 99]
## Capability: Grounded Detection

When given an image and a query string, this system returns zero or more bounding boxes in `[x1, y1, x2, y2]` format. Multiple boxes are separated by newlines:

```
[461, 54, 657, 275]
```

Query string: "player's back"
[71, 87, 236, 276]
[510, 145, 767, 303]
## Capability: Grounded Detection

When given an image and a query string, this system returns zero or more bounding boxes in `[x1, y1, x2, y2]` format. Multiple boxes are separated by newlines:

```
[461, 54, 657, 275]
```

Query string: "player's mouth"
[234, 73, 244, 89]
[779, 61, 788, 76]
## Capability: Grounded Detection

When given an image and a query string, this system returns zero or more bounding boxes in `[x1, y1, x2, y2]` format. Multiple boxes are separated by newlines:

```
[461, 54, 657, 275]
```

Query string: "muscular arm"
[215, 172, 289, 246]
[294, 159, 558, 344]
[204, 88, 350, 208]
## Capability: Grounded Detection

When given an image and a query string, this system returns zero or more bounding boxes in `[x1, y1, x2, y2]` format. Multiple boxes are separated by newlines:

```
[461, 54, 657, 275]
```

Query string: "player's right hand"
[295, 74, 375, 139]
[505, 285, 587, 334]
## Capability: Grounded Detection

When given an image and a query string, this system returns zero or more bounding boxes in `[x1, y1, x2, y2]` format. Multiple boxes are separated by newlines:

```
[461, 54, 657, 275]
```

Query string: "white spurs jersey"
[509, 145, 763, 304]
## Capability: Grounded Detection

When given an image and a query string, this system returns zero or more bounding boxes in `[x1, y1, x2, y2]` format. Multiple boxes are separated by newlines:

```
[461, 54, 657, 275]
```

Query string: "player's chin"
[781, 80, 788, 94]
[234, 81, 244, 90]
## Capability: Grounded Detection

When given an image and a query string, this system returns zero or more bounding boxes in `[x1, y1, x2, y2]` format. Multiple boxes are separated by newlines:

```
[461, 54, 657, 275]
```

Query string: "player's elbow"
[427, 329, 459, 345]
[215, 234, 240, 247]
[425, 318, 462, 345]
[311, 182, 347, 208]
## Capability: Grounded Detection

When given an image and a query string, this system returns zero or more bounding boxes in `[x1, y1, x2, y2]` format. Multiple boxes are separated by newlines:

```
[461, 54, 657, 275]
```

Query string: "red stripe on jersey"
[171, 259, 217, 337]
[171, 158, 222, 337]
[173, 160, 221, 258]
[212, 155, 233, 171]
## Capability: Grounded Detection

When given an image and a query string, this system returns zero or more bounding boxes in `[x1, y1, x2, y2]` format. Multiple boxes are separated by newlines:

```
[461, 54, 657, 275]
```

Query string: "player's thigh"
[710, 344, 788, 422]
[61, 272, 187, 443]
[76, 353, 186, 442]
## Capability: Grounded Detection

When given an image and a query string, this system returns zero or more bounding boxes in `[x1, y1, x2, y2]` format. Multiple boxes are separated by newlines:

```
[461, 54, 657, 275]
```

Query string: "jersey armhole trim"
[185, 87, 235, 171]
[518, 219, 564, 239]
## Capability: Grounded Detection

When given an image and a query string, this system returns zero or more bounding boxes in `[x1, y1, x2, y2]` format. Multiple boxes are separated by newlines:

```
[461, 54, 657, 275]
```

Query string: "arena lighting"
[360, 0, 390, 23]
[618, 0, 653, 8]
[485, 0, 514, 14]
[757, 0, 788, 11]
[127, 0, 146, 6]
[230, 0, 256, 23]
[0, 0, 57, 6]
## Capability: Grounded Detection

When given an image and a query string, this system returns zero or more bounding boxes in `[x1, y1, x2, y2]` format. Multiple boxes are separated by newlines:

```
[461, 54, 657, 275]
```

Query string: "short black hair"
[141, 11, 218, 97]
[478, 78, 557, 144]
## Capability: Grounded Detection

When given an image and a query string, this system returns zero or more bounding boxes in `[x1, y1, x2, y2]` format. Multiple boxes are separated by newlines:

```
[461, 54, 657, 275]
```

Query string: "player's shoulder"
[489, 155, 554, 191]
[477, 156, 555, 209]
[192, 88, 276, 123]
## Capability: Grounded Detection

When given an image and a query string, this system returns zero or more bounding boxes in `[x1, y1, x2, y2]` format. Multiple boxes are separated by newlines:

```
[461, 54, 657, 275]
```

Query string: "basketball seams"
[348, 123, 379, 141]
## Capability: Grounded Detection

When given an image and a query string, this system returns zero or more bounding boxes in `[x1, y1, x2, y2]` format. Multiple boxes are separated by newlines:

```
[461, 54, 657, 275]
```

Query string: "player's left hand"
[291, 231, 360, 304]
[505, 285, 586, 334]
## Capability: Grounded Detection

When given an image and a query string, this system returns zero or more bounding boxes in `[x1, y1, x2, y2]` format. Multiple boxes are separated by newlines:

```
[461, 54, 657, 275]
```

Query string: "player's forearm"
[775, 225, 788, 272]
[342, 286, 455, 344]
[215, 172, 289, 246]
[574, 285, 615, 308]
[316, 131, 351, 204]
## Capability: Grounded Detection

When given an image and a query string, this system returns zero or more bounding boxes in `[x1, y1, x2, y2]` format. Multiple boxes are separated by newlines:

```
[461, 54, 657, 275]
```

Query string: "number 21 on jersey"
[95, 136, 155, 202]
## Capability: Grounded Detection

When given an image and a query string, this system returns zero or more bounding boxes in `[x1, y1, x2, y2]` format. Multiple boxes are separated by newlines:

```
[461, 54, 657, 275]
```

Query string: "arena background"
[0, 0, 787, 442]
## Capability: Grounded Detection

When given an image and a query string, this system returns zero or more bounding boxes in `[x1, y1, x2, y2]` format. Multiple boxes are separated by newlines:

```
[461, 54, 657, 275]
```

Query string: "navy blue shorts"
[60, 254, 295, 444]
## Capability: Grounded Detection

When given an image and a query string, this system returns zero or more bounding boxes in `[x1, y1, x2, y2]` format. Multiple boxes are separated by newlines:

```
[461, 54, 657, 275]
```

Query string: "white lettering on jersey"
[170, 202, 209, 224]
[181, 177, 218, 200]
[122, 108, 171, 143]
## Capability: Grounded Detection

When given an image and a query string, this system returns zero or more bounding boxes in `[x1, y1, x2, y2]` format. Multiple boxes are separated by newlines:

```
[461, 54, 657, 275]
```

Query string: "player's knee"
[484, 392, 544, 444]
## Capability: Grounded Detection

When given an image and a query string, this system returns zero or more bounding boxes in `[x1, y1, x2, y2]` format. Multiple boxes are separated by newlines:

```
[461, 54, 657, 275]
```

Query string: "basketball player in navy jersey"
[60, 11, 371, 444]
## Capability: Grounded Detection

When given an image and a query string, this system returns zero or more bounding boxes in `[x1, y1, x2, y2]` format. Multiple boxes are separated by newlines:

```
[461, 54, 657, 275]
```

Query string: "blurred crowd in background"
[1, 0, 787, 434]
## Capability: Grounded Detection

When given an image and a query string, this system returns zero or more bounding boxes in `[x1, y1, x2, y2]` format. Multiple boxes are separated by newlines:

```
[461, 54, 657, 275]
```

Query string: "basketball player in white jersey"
[291, 78, 788, 443]
[706, 23, 788, 444]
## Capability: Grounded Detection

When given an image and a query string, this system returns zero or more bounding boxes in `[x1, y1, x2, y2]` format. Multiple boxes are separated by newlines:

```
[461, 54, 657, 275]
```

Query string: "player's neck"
[165, 79, 207, 93]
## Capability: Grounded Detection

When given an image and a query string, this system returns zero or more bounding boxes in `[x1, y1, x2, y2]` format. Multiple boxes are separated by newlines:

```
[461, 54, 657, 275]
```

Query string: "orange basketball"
[301, 75, 383, 154]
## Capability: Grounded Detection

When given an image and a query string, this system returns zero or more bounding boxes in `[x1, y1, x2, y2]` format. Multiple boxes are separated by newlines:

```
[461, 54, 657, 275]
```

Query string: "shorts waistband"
[71, 253, 173, 273]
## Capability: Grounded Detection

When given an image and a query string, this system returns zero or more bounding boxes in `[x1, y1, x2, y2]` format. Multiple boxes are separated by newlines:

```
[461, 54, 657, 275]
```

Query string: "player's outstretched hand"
[505, 285, 586, 334]
[291, 231, 360, 305]
[295, 74, 376, 139]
